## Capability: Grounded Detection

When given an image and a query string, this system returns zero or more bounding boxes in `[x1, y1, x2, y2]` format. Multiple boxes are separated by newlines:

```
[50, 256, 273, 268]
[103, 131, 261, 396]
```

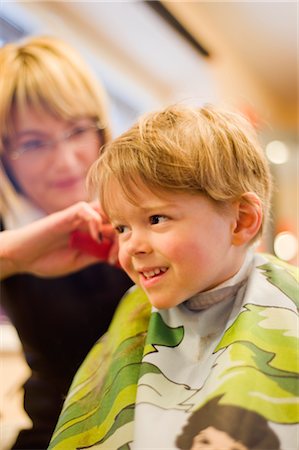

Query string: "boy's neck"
[184, 250, 254, 311]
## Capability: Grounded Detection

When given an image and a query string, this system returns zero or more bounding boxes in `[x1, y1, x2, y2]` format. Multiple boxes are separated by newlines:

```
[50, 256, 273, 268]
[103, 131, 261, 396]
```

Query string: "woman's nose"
[49, 142, 79, 168]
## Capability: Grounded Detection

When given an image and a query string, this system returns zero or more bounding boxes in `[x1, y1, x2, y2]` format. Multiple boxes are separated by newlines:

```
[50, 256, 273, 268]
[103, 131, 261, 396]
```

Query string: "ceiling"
[1, 1, 297, 136]
[161, 1, 298, 133]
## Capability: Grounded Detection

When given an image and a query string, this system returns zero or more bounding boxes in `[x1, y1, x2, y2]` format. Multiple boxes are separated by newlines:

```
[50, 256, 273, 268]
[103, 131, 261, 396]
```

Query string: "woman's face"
[4, 106, 102, 214]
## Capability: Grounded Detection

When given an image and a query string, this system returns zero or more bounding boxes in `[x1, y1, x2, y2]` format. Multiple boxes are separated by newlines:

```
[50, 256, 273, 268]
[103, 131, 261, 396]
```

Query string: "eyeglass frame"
[6, 121, 104, 161]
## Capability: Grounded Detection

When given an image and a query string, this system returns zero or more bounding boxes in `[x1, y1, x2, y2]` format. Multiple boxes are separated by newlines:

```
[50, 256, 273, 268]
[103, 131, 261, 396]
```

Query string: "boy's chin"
[145, 293, 183, 310]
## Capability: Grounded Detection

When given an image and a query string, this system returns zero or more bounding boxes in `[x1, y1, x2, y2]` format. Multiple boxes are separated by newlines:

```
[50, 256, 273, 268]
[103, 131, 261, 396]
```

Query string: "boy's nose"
[126, 231, 151, 256]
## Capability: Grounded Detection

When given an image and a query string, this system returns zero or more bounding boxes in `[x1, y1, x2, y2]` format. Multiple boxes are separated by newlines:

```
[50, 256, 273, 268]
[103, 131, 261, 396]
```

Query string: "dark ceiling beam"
[145, 1, 210, 58]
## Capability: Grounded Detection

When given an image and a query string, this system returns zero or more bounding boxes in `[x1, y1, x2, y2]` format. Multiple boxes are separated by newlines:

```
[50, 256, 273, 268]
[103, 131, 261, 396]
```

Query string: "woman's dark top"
[1, 258, 133, 449]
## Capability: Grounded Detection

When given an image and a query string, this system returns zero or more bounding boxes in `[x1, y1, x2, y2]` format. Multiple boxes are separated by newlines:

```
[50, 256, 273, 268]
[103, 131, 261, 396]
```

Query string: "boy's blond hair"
[88, 104, 272, 239]
[0, 35, 111, 153]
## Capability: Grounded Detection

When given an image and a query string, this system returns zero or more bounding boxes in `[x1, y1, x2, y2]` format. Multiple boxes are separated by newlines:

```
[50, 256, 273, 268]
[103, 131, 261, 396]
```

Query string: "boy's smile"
[108, 182, 245, 309]
[139, 266, 168, 280]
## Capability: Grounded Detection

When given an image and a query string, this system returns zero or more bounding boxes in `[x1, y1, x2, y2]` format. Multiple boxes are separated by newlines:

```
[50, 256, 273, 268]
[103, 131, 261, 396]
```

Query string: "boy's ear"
[232, 192, 262, 246]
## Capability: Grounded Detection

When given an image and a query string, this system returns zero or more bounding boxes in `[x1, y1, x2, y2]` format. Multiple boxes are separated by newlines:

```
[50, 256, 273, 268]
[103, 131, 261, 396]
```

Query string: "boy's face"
[108, 181, 244, 309]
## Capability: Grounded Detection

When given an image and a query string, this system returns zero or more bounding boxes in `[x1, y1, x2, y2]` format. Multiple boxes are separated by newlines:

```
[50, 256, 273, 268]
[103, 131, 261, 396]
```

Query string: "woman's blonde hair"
[88, 104, 272, 239]
[0, 35, 111, 153]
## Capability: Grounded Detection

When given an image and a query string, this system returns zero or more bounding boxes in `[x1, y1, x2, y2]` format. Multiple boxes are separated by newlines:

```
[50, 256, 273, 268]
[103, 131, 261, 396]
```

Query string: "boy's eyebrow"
[108, 201, 179, 221]
[139, 202, 177, 212]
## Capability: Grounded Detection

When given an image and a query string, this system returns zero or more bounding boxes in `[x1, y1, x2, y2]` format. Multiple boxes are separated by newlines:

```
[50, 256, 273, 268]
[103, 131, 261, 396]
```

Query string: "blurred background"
[0, 1, 298, 448]
[1, 0, 298, 262]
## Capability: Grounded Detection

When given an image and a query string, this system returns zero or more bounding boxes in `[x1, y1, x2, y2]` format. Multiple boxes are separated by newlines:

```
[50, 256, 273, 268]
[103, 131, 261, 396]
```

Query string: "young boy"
[49, 105, 298, 450]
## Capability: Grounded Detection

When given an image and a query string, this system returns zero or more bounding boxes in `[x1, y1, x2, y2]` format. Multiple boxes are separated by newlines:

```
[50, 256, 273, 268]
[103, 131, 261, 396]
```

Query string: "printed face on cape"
[108, 181, 242, 309]
[190, 426, 248, 450]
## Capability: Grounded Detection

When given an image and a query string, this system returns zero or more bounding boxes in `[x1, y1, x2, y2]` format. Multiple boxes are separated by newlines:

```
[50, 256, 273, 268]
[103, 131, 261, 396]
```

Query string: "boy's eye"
[149, 215, 168, 225]
[115, 225, 128, 234]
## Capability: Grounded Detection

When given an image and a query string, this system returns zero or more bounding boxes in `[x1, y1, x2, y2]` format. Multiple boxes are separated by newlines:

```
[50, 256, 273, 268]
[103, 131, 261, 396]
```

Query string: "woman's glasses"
[8, 122, 103, 161]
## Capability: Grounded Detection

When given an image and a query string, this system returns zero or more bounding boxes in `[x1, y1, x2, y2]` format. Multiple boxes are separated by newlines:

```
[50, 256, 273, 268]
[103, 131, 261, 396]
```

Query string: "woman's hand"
[0, 201, 119, 279]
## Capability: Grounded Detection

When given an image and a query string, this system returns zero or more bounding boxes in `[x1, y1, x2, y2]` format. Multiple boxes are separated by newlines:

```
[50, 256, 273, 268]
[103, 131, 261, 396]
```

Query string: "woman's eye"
[149, 215, 168, 225]
[20, 139, 47, 152]
[71, 126, 86, 137]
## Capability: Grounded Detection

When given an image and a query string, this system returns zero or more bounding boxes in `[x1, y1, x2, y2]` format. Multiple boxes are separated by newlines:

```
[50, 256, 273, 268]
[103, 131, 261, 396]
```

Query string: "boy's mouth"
[140, 267, 168, 279]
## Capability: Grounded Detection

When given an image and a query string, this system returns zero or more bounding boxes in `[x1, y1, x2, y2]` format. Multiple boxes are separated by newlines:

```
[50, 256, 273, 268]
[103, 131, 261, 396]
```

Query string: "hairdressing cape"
[49, 253, 298, 450]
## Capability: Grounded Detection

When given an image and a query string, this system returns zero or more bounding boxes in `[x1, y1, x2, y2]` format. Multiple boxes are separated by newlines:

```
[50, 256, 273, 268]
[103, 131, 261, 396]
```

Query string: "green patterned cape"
[49, 253, 298, 449]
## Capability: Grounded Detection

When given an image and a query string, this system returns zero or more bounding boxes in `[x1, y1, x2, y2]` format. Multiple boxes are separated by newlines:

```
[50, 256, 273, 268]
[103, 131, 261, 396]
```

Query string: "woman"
[0, 35, 133, 449]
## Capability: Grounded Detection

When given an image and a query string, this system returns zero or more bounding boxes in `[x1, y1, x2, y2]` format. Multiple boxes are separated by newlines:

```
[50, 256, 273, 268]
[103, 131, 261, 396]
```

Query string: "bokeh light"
[265, 140, 290, 164]
[273, 231, 298, 261]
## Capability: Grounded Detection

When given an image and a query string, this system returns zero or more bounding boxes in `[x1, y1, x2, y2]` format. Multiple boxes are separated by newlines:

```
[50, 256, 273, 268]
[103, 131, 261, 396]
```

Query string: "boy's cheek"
[118, 251, 134, 278]
[118, 253, 127, 271]
[166, 241, 198, 262]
